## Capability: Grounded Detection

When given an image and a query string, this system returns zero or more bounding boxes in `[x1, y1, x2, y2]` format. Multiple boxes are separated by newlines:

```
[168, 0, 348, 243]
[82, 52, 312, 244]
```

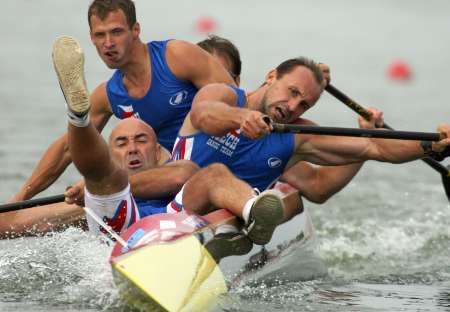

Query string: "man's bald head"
[109, 118, 160, 173]
[109, 118, 156, 144]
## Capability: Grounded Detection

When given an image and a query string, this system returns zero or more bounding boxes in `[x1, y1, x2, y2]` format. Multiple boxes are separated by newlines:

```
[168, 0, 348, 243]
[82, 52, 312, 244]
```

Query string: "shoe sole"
[52, 36, 89, 115]
[246, 190, 284, 245]
[205, 234, 253, 263]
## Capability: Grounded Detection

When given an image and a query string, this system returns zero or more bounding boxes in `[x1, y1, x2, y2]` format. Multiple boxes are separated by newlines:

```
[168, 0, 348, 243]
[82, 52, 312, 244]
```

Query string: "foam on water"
[315, 184, 450, 282]
[0, 228, 124, 310]
[222, 167, 450, 311]
[320, 220, 446, 276]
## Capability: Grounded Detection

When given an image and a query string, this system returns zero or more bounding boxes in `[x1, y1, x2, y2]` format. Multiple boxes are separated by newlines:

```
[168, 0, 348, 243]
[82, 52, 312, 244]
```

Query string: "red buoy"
[195, 16, 217, 34]
[387, 60, 412, 81]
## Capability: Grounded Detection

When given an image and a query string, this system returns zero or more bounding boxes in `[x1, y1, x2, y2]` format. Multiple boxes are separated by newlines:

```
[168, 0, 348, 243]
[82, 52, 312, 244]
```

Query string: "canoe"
[109, 207, 317, 311]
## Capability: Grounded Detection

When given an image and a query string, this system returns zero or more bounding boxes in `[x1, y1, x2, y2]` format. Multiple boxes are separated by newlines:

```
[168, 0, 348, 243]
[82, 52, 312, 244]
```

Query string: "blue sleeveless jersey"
[135, 196, 171, 217]
[106, 40, 198, 151]
[171, 86, 296, 191]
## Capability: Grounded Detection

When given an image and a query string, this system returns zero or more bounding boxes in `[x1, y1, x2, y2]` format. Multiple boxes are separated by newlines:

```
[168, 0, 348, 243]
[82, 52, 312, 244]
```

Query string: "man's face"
[109, 119, 160, 174]
[261, 66, 322, 123]
[89, 9, 138, 69]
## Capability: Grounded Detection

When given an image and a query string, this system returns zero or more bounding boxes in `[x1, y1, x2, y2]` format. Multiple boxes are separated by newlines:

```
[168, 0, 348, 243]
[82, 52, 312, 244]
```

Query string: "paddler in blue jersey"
[50, 35, 292, 241]
[170, 56, 450, 245]
[11, 0, 234, 203]
[197, 35, 366, 207]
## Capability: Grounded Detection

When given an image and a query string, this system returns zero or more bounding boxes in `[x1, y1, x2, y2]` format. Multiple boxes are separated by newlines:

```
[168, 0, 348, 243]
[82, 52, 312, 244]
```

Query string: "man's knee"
[177, 160, 200, 179]
[203, 163, 231, 179]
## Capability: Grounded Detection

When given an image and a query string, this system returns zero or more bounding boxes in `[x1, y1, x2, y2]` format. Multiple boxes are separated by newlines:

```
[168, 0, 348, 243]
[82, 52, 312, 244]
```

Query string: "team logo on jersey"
[267, 157, 282, 168]
[118, 104, 137, 118]
[207, 129, 241, 157]
[169, 90, 188, 106]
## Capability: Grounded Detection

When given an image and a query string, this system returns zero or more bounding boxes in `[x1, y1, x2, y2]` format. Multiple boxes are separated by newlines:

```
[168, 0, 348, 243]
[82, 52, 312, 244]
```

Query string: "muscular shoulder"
[167, 39, 203, 57]
[166, 39, 233, 87]
[166, 40, 209, 78]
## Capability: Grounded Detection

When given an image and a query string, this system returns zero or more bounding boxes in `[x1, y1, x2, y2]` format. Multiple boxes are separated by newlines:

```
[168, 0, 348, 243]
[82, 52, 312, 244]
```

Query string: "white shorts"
[166, 185, 185, 214]
[84, 184, 140, 237]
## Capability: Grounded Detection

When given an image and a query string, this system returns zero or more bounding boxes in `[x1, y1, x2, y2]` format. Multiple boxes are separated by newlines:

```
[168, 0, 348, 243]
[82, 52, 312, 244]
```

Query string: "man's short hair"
[276, 57, 324, 90]
[197, 35, 242, 80]
[88, 0, 136, 29]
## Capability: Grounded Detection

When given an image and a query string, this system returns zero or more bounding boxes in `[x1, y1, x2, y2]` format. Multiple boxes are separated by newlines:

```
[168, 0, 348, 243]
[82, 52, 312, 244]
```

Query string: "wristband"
[421, 140, 450, 161]
[420, 140, 433, 156]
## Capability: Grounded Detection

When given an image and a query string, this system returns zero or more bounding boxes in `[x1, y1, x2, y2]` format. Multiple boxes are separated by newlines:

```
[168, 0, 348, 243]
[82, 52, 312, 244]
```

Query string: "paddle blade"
[441, 165, 450, 201]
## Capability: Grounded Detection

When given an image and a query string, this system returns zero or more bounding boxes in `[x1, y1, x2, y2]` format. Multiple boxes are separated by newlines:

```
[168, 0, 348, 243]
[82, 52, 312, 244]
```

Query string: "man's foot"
[52, 36, 90, 116]
[204, 232, 253, 263]
[245, 190, 284, 245]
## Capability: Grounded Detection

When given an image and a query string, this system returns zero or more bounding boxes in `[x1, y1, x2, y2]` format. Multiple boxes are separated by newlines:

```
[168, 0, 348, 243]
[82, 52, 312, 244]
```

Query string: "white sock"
[215, 224, 239, 235]
[67, 110, 90, 127]
[242, 197, 256, 224]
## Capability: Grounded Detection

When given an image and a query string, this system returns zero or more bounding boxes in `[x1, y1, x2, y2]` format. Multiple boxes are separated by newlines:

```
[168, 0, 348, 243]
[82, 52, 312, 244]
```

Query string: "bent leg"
[67, 117, 130, 234]
[68, 124, 128, 195]
[53, 36, 132, 235]
[53, 35, 128, 196]
[181, 163, 255, 260]
[182, 163, 284, 245]
[182, 163, 254, 218]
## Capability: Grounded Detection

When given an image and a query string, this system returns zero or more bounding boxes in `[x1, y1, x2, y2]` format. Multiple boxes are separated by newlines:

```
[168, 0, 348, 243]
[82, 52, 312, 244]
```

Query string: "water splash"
[0, 227, 124, 310]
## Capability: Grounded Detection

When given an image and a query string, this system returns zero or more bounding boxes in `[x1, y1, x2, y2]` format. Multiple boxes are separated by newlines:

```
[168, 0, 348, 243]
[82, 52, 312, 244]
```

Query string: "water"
[1, 0, 450, 311]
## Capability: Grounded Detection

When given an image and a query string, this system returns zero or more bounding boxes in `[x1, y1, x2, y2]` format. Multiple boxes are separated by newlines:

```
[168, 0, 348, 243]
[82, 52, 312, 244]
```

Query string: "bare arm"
[281, 118, 363, 203]
[166, 40, 235, 88]
[286, 115, 449, 201]
[180, 84, 244, 136]
[129, 160, 199, 198]
[11, 133, 71, 201]
[11, 84, 112, 201]
[0, 202, 86, 239]
[188, 84, 244, 135]
[180, 83, 271, 140]
[280, 161, 363, 204]
[64, 160, 197, 203]
[293, 124, 450, 166]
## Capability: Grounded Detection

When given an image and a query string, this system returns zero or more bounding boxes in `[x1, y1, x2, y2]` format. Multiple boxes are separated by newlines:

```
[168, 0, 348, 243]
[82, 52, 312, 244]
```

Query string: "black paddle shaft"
[0, 194, 65, 213]
[272, 123, 441, 141]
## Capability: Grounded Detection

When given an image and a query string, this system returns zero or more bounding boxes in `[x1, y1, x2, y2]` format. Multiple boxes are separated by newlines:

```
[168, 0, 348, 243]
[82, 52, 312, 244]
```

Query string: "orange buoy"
[195, 16, 217, 33]
[387, 60, 412, 81]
